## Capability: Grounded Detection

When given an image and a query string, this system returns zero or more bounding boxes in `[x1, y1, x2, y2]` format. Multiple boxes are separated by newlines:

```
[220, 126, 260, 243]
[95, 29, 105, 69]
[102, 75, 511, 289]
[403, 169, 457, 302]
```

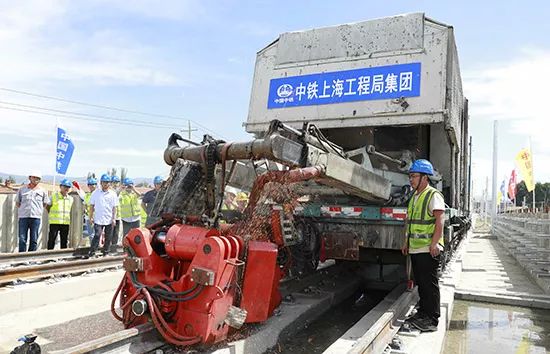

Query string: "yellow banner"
[515, 148, 535, 192]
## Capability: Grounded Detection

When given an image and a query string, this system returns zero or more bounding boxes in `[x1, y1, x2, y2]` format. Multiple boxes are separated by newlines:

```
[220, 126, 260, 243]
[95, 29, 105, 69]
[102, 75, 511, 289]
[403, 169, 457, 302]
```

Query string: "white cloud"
[0, 1, 180, 87]
[465, 48, 550, 183]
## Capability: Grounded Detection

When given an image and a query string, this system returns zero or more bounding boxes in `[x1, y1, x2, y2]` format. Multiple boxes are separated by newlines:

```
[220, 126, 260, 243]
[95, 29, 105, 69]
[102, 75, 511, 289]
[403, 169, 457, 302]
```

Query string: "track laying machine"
[111, 13, 471, 346]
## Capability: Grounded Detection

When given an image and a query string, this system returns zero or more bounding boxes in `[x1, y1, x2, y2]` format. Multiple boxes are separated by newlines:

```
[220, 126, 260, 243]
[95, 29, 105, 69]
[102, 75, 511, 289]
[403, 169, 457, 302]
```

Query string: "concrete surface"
[51, 324, 164, 354]
[0, 268, 124, 314]
[458, 231, 545, 296]
[0, 286, 124, 353]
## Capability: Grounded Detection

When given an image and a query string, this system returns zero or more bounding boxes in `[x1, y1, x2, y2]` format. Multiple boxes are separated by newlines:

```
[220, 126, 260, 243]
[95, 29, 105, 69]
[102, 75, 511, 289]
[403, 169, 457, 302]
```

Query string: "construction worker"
[235, 191, 249, 212]
[142, 176, 163, 226]
[119, 178, 141, 238]
[83, 177, 97, 241]
[110, 175, 122, 249]
[89, 174, 118, 257]
[401, 159, 445, 333]
[16, 171, 48, 252]
[222, 191, 237, 211]
[111, 175, 122, 193]
[46, 178, 74, 249]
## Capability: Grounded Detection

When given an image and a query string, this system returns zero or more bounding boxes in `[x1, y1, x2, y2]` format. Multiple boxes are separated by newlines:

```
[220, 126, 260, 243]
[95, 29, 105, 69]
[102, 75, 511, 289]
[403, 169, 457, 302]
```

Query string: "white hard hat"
[29, 170, 42, 179]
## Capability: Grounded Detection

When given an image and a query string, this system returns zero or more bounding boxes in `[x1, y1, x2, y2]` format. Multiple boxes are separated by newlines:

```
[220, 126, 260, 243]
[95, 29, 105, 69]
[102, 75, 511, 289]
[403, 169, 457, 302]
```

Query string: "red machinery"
[111, 165, 323, 346]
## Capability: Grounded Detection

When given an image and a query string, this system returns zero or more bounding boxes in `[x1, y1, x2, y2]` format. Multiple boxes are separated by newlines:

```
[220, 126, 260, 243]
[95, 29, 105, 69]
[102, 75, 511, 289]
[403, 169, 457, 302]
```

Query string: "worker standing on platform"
[401, 159, 445, 333]
[46, 178, 74, 249]
[84, 177, 97, 242]
[89, 174, 118, 257]
[16, 171, 49, 252]
[141, 176, 163, 226]
[119, 178, 141, 239]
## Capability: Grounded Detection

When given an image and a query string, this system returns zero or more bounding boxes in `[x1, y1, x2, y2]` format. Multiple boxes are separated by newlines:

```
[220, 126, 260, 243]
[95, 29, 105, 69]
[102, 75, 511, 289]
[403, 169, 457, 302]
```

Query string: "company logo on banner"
[56, 127, 75, 175]
[267, 62, 421, 109]
[515, 148, 534, 192]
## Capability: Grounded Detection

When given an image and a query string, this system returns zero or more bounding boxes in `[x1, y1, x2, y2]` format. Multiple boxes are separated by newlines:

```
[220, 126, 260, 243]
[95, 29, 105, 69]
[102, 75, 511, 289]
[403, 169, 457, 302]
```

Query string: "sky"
[0, 0, 549, 197]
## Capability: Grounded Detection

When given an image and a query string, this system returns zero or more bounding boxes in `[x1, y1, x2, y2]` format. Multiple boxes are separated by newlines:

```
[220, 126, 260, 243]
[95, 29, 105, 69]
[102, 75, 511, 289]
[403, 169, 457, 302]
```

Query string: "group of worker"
[83, 174, 163, 256]
[15, 171, 164, 257]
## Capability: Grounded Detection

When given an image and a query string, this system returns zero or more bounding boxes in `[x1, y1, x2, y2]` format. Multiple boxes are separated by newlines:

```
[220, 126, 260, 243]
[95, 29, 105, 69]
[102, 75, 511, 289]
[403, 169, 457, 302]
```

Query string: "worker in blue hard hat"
[88, 174, 119, 257]
[111, 175, 121, 192]
[402, 159, 445, 333]
[119, 177, 141, 240]
[46, 178, 74, 249]
[83, 177, 97, 242]
[142, 176, 164, 226]
[110, 175, 123, 249]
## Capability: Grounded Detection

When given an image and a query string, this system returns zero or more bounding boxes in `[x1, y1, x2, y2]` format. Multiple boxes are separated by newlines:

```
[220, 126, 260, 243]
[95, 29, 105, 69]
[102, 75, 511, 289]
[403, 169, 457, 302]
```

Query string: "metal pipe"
[164, 133, 304, 167]
[366, 145, 406, 168]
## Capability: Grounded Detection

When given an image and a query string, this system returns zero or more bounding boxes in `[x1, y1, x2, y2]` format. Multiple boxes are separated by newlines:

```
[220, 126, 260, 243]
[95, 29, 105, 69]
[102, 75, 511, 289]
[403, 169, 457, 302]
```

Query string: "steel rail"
[0, 248, 78, 263]
[346, 286, 417, 354]
[0, 256, 124, 286]
[0, 247, 125, 268]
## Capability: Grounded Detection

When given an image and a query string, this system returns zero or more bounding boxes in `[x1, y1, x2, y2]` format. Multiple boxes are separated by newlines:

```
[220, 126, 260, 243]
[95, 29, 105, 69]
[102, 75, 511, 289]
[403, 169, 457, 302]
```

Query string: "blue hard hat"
[123, 177, 134, 186]
[100, 174, 111, 182]
[87, 177, 97, 185]
[59, 178, 72, 187]
[111, 175, 121, 183]
[153, 176, 164, 185]
[409, 159, 434, 176]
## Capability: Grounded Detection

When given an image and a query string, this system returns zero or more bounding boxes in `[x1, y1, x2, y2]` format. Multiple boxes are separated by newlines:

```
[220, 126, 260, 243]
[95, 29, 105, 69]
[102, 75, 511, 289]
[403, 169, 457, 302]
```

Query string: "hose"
[142, 287, 202, 346]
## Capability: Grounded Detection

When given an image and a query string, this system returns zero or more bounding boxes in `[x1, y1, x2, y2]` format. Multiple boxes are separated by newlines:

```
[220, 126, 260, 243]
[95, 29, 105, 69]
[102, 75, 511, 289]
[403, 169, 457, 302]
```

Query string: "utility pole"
[180, 120, 198, 141]
[484, 176, 489, 224]
[491, 120, 498, 233]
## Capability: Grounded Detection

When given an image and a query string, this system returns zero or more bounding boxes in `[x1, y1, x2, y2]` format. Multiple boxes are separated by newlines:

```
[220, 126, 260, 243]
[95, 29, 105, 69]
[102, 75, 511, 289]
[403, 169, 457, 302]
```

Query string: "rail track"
[0, 252, 124, 286]
[47, 262, 415, 354]
[0, 248, 81, 265]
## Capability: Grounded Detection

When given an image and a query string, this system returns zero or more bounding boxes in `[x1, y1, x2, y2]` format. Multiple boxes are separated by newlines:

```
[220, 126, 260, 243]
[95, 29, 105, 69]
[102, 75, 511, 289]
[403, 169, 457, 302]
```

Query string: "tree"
[7, 176, 16, 183]
[515, 181, 550, 208]
[515, 181, 528, 206]
[0, 177, 3, 184]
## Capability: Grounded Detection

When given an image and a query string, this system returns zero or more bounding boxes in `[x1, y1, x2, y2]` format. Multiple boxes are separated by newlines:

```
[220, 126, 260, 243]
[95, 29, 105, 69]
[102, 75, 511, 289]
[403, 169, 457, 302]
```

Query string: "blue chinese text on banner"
[267, 62, 421, 109]
[56, 127, 75, 175]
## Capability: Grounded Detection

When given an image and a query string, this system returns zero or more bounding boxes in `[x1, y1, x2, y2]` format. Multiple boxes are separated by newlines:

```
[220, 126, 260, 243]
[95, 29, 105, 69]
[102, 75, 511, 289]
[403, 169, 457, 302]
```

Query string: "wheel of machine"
[291, 220, 320, 276]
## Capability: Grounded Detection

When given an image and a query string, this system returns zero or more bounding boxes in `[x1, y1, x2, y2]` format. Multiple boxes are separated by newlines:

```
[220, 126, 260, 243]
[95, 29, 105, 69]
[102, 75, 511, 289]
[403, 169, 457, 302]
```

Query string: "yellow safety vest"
[49, 192, 73, 225]
[119, 191, 140, 219]
[84, 192, 91, 205]
[407, 185, 444, 249]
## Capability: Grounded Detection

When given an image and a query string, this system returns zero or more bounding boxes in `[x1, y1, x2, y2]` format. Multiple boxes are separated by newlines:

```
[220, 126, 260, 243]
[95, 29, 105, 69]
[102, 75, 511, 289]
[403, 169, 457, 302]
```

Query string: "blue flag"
[56, 127, 75, 175]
